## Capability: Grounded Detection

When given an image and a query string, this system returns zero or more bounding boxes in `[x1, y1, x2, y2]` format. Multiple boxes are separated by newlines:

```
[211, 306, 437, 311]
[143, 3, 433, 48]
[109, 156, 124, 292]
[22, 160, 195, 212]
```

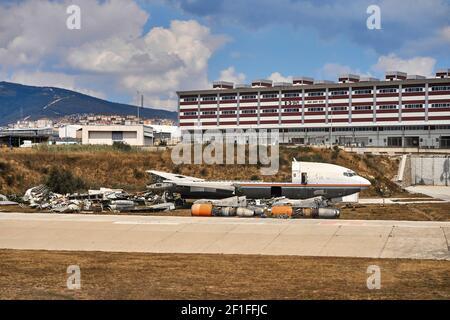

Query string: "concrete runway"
[0, 212, 449, 260]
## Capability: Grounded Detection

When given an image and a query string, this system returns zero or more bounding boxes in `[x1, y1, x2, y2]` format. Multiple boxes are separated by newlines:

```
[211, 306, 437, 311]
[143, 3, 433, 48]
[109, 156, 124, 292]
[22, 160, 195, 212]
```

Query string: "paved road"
[0, 212, 449, 260]
[405, 186, 450, 201]
[359, 197, 449, 204]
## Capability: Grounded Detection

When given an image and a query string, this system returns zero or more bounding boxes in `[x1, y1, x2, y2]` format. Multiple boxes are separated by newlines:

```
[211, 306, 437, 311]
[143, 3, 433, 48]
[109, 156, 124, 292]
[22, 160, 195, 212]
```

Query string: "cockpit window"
[343, 171, 357, 177]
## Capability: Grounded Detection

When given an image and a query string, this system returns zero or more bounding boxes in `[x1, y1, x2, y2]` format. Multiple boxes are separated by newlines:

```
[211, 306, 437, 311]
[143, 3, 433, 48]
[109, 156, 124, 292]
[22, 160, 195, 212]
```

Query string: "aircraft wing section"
[147, 170, 206, 183]
[172, 180, 236, 192]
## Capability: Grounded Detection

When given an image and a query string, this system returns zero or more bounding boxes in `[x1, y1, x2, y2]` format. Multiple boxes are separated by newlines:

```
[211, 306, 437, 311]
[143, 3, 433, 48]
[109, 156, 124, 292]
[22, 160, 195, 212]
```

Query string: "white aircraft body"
[147, 160, 371, 201]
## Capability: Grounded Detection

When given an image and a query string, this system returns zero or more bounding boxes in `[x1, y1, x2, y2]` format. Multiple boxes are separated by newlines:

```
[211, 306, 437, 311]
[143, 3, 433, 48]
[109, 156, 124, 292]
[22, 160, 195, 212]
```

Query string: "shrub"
[133, 168, 145, 179]
[5, 175, 14, 186]
[0, 160, 11, 175]
[112, 141, 132, 152]
[199, 168, 208, 177]
[331, 145, 340, 160]
[45, 167, 86, 194]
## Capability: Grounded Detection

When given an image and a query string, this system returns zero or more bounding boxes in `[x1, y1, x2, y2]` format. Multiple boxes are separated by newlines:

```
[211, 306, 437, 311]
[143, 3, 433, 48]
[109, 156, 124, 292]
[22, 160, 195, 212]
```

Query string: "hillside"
[0, 145, 401, 197]
[0, 82, 177, 125]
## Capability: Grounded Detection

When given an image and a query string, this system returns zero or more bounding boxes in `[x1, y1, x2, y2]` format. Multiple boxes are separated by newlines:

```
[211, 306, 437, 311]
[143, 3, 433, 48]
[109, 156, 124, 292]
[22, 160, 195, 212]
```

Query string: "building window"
[241, 110, 256, 114]
[221, 95, 236, 101]
[307, 107, 324, 112]
[378, 88, 398, 94]
[262, 109, 278, 113]
[387, 137, 402, 147]
[182, 111, 197, 116]
[221, 110, 236, 115]
[431, 86, 450, 91]
[240, 95, 257, 100]
[378, 105, 398, 110]
[307, 92, 325, 97]
[202, 96, 217, 101]
[404, 87, 424, 93]
[183, 97, 197, 102]
[330, 90, 348, 96]
[353, 105, 372, 110]
[405, 126, 425, 131]
[261, 94, 278, 99]
[334, 127, 352, 132]
[403, 104, 423, 109]
[283, 108, 300, 113]
[353, 89, 372, 95]
[284, 93, 301, 98]
[112, 131, 123, 141]
[431, 103, 450, 108]
[330, 106, 348, 111]
[201, 111, 216, 115]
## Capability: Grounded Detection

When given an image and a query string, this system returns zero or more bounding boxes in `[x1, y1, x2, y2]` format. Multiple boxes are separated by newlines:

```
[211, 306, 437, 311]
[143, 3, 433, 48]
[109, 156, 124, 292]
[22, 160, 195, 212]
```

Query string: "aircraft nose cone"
[358, 176, 371, 187]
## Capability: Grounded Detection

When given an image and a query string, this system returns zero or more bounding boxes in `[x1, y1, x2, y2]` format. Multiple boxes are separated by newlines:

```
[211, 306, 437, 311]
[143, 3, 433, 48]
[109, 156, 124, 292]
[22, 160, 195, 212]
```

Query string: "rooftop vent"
[251, 79, 273, 88]
[213, 81, 234, 89]
[273, 82, 293, 87]
[338, 74, 360, 83]
[314, 80, 334, 84]
[360, 77, 380, 82]
[407, 74, 426, 80]
[436, 69, 450, 78]
[385, 71, 407, 81]
[235, 84, 251, 89]
[293, 77, 314, 85]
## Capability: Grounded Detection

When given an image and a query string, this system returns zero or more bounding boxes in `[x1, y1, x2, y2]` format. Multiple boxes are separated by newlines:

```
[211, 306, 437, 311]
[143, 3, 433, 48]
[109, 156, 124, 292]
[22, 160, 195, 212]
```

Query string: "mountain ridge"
[0, 81, 177, 125]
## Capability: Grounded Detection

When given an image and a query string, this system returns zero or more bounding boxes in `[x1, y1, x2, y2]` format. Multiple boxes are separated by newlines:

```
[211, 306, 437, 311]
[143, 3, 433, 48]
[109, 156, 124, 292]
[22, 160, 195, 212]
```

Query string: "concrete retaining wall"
[410, 156, 450, 186]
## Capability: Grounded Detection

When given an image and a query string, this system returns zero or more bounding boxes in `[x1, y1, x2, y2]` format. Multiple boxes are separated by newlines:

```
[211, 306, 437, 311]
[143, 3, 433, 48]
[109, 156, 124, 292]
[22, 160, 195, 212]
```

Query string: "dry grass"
[339, 203, 450, 221]
[0, 249, 449, 300]
[0, 145, 402, 197]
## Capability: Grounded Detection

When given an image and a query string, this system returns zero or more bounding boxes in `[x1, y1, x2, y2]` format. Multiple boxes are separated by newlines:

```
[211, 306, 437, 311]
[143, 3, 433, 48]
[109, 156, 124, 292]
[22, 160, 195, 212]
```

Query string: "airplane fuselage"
[170, 181, 366, 200]
[147, 161, 371, 201]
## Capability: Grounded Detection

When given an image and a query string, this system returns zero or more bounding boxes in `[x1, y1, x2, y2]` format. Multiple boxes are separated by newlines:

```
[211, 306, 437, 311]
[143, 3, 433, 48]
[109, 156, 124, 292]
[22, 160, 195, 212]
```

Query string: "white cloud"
[267, 72, 292, 83]
[321, 64, 354, 78]
[319, 63, 373, 80]
[0, 0, 148, 67]
[0, 1, 228, 111]
[218, 66, 246, 83]
[441, 26, 450, 42]
[372, 54, 436, 77]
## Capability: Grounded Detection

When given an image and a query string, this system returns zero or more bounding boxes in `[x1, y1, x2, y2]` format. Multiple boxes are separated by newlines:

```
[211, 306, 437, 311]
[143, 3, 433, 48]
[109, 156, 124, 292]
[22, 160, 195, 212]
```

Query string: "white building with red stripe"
[177, 69, 450, 148]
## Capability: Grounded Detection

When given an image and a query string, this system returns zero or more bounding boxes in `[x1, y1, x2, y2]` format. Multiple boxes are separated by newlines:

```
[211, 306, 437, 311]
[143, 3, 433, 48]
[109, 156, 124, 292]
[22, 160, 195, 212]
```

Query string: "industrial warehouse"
[178, 69, 450, 149]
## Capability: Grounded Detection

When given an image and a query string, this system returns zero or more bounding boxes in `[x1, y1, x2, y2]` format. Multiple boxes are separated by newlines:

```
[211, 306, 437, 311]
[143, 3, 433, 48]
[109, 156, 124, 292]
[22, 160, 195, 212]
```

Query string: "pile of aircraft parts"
[191, 196, 340, 219]
[0, 193, 18, 206]
[18, 185, 176, 213]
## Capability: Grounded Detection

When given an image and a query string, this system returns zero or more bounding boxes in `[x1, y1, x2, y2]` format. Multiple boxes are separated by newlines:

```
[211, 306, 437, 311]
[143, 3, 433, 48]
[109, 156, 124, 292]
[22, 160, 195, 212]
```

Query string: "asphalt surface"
[1, 212, 449, 260]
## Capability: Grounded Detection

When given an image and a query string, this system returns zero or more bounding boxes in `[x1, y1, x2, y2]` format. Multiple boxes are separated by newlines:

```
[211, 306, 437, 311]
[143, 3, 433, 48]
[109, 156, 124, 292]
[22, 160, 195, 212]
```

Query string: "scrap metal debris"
[18, 185, 176, 214]
[0, 194, 18, 206]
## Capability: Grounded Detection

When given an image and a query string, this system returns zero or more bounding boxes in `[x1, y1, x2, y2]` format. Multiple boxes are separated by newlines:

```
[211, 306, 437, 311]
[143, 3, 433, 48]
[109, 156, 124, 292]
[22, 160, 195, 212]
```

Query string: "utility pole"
[137, 91, 143, 123]
[140, 94, 144, 123]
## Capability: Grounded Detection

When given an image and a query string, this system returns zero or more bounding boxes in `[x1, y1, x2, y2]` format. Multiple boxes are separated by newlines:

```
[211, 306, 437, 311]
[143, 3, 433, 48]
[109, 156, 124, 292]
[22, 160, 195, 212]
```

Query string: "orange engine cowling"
[271, 206, 293, 217]
[191, 203, 213, 217]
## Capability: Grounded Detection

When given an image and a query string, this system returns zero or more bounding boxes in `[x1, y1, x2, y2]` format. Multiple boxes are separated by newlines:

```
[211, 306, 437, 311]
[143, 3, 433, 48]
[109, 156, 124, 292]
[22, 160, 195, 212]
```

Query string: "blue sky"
[1, 0, 449, 110]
